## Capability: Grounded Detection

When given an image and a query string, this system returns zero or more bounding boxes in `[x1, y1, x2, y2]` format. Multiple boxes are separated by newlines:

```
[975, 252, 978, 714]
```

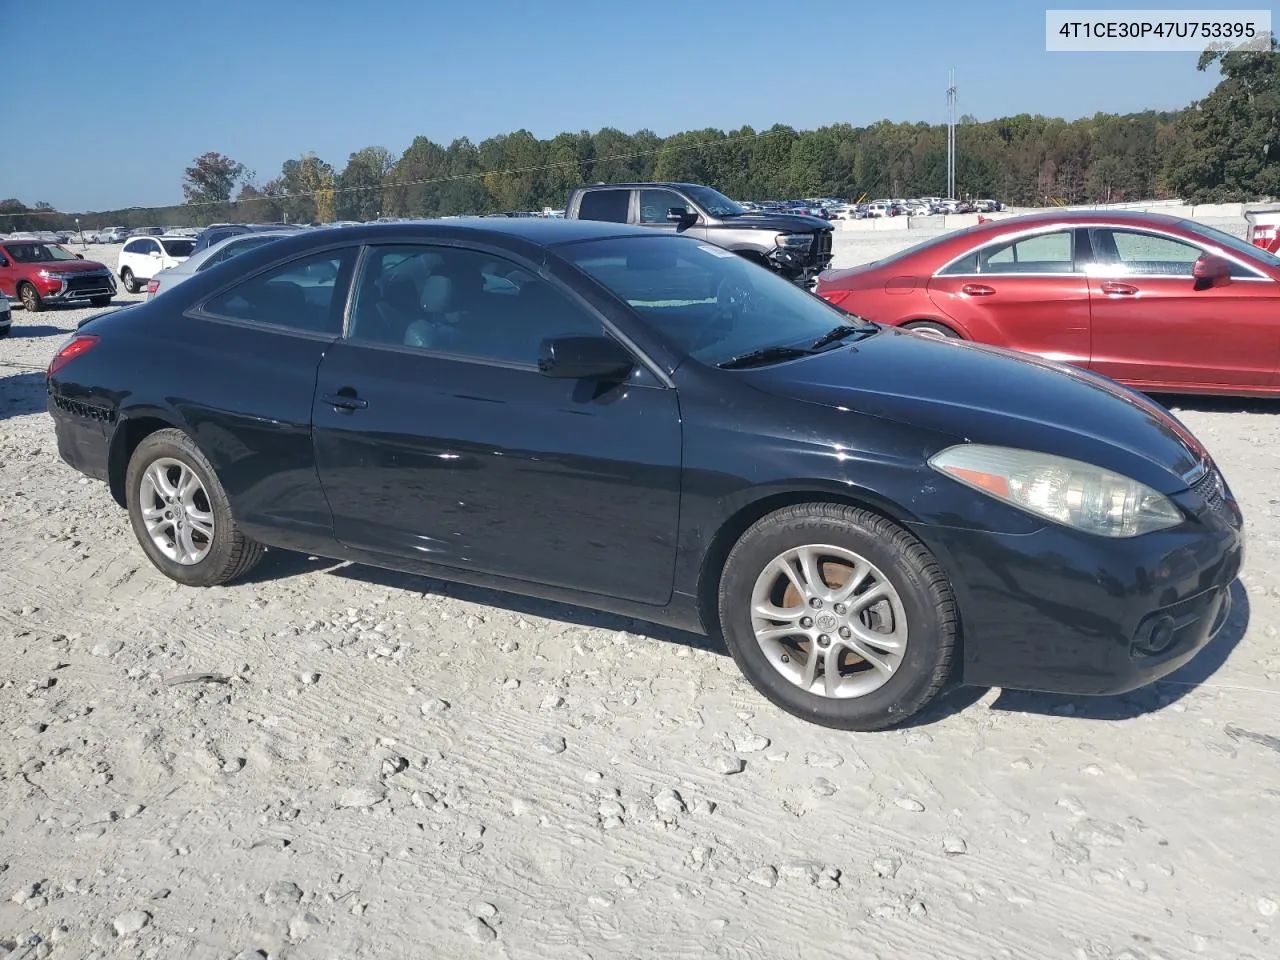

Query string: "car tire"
[124, 428, 265, 587]
[717, 503, 958, 731]
[903, 321, 960, 339]
[90, 296, 113, 308]
[0, 326, 10, 339]
[18, 282, 42, 312]
[121, 268, 139, 294]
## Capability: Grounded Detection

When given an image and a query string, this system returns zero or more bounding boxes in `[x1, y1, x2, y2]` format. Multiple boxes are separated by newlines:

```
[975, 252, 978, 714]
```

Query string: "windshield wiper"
[717, 345, 814, 369]
[809, 323, 879, 350]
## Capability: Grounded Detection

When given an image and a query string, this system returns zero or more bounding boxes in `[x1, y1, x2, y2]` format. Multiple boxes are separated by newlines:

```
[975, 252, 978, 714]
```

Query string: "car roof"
[574, 182, 704, 191]
[985, 209, 1190, 227]
[306, 217, 663, 247]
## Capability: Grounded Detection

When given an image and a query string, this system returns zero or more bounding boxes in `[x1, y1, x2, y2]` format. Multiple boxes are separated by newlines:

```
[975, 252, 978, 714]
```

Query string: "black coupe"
[47, 219, 1243, 729]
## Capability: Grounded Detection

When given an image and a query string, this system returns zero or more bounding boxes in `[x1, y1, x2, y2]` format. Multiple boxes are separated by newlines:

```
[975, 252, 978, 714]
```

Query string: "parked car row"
[46, 216, 1242, 731]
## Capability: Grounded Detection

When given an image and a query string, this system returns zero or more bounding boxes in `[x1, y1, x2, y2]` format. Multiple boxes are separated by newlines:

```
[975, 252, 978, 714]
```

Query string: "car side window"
[639, 189, 689, 224]
[980, 231, 1073, 274]
[123, 239, 140, 255]
[347, 244, 604, 365]
[577, 189, 631, 223]
[199, 247, 356, 335]
[1090, 228, 1256, 278]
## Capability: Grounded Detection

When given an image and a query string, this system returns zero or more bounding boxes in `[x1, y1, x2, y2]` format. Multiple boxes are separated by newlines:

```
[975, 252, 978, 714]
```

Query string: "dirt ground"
[1, 238, 1278, 960]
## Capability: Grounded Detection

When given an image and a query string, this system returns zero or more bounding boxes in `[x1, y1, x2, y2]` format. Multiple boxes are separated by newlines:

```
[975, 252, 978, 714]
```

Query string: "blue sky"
[4, 0, 1229, 213]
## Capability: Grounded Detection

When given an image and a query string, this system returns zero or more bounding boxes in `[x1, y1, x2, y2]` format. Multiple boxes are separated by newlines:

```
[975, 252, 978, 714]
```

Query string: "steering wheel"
[687, 275, 753, 352]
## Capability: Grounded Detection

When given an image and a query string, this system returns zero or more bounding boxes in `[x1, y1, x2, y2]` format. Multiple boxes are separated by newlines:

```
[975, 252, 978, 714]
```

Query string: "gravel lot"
[2, 237, 1278, 960]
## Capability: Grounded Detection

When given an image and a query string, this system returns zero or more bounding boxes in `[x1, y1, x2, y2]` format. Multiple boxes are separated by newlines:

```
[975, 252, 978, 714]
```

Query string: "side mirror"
[666, 206, 696, 224]
[537, 335, 634, 380]
[1192, 253, 1231, 283]
[149, 250, 161, 257]
[0, 256, 8, 267]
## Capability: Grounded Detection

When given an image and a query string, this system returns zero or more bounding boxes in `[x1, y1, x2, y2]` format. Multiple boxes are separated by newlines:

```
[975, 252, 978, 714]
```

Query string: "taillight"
[146, 280, 159, 297]
[819, 289, 854, 310]
[47, 334, 100, 379]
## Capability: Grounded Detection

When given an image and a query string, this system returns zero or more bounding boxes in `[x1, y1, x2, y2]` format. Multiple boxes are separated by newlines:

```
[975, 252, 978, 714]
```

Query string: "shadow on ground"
[244, 549, 1250, 725]
[10, 323, 75, 338]
[0, 372, 49, 420]
[1150, 393, 1280, 415]
[241, 547, 725, 655]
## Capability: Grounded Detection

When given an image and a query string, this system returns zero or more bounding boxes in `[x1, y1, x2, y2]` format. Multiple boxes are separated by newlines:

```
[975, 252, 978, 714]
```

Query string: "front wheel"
[717, 503, 958, 731]
[121, 268, 139, 294]
[125, 428, 265, 587]
[18, 282, 42, 312]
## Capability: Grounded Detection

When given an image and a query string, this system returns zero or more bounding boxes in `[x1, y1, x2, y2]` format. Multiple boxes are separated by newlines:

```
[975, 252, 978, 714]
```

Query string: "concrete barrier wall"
[832, 202, 1255, 233]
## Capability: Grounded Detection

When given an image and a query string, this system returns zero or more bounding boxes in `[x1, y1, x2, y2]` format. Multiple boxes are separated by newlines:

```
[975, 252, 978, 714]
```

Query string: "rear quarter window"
[577, 189, 631, 223]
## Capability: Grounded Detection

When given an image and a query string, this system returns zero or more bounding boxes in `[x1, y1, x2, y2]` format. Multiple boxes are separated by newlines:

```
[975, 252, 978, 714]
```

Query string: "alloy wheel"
[749, 544, 908, 699]
[138, 457, 215, 565]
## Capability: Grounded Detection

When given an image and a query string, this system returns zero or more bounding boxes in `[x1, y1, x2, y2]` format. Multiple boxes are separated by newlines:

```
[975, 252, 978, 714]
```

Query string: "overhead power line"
[1, 129, 790, 220]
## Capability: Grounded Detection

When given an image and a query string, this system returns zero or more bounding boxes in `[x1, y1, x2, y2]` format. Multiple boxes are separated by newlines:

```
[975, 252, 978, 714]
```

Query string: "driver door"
[1084, 227, 1280, 390]
[634, 188, 708, 241]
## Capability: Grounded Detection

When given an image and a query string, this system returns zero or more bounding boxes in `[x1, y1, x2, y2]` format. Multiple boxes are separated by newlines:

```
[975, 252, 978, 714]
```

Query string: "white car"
[0, 292, 10, 337]
[147, 228, 303, 298]
[117, 235, 195, 293]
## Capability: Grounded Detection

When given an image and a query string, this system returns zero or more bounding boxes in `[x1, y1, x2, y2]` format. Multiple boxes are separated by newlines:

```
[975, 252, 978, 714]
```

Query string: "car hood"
[27, 259, 109, 272]
[715, 212, 833, 232]
[737, 327, 1208, 494]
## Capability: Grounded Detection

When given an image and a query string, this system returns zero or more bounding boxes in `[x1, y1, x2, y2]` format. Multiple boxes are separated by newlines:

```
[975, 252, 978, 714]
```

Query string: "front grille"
[65, 272, 113, 295]
[809, 229, 833, 267]
[1190, 467, 1239, 525]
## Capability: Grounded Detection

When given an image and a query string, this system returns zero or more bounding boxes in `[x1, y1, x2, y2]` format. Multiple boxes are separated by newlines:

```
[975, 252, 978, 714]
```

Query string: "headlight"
[775, 233, 813, 249]
[929, 444, 1184, 538]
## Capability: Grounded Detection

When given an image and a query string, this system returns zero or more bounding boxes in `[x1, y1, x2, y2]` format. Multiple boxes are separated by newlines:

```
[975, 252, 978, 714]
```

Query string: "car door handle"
[961, 283, 995, 296]
[322, 390, 368, 412]
[1100, 281, 1138, 296]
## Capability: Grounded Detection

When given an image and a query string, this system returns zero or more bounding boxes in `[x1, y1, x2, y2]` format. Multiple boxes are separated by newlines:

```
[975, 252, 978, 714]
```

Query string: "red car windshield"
[5, 243, 79, 263]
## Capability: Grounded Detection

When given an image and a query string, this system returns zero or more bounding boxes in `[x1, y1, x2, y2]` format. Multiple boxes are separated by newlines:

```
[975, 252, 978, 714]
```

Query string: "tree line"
[2, 42, 1275, 232]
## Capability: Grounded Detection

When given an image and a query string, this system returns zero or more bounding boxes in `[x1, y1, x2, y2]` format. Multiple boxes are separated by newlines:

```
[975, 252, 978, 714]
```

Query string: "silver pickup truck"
[563, 182, 834, 286]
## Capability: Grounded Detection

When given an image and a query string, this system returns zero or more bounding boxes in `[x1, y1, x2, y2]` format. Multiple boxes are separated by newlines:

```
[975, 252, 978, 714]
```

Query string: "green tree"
[182, 152, 248, 205]
[335, 146, 393, 220]
[1166, 39, 1280, 201]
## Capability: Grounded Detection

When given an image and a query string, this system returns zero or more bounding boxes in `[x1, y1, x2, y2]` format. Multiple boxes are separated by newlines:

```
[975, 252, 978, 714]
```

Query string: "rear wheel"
[125, 428, 265, 587]
[121, 268, 139, 294]
[18, 282, 42, 312]
[903, 320, 959, 339]
[90, 296, 113, 308]
[717, 503, 958, 730]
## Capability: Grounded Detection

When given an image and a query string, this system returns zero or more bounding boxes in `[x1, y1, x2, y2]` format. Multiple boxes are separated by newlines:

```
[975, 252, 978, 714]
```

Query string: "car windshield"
[561, 235, 868, 366]
[683, 185, 747, 218]
[5, 243, 78, 263]
[1179, 218, 1280, 269]
[161, 238, 195, 257]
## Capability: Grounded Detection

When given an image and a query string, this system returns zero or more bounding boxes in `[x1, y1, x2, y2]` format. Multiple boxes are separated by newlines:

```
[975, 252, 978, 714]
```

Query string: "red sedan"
[814, 210, 1280, 396]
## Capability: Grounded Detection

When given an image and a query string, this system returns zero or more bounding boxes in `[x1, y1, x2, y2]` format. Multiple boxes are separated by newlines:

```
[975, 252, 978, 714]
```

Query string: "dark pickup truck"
[563, 182, 834, 285]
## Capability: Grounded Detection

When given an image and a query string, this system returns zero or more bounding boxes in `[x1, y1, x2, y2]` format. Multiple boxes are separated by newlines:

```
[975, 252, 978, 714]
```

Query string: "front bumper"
[769, 232, 835, 286]
[914, 468, 1244, 696]
[36, 271, 117, 302]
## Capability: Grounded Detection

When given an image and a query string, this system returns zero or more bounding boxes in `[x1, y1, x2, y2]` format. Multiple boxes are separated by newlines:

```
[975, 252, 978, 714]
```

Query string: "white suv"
[117, 235, 195, 293]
